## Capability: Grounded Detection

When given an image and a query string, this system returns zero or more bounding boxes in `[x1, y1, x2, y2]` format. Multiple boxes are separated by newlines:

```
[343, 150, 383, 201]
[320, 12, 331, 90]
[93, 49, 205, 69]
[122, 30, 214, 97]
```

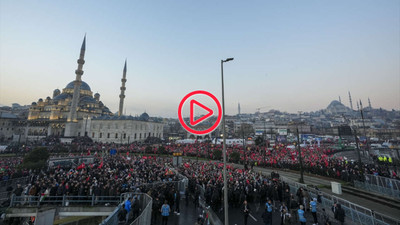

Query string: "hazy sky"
[1, 0, 399, 118]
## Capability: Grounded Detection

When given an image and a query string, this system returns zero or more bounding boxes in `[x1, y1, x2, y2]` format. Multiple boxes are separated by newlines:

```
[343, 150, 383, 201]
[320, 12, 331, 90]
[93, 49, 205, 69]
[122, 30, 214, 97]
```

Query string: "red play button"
[189, 99, 213, 126]
[178, 90, 222, 135]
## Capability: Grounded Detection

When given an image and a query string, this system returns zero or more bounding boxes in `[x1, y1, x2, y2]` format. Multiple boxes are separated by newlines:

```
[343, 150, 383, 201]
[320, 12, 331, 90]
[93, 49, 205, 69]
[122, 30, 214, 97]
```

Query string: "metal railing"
[0, 176, 30, 191]
[99, 203, 122, 225]
[129, 193, 152, 225]
[281, 176, 400, 225]
[99, 192, 153, 225]
[196, 184, 223, 225]
[9, 194, 122, 207]
[0, 191, 12, 202]
[354, 174, 400, 200]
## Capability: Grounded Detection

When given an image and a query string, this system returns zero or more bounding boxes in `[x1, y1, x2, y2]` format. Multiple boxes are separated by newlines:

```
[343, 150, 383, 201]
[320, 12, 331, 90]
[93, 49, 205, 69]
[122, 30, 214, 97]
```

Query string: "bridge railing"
[354, 174, 400, 200]
[128, 193, 152, 225]
[0, 191, 12, 203]
[196, 184, 223, 225]
[9, 194, 122, 207]
[0, 176, 30, 191]
[281, 176, 400, 225]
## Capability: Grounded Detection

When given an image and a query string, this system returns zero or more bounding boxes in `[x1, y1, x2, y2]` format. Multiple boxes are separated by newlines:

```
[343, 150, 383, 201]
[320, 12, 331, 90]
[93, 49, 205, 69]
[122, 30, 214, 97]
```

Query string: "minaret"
[356, 101, 360, 111]
[348, 91, 353, 111]
[64, 36, 86, 137]
[339, 96, 341, 104]
[238, 103, 241, 116]
[118, 60, 127, 116]
[67, 35, 86, 122]
[368, 97, 372, 109]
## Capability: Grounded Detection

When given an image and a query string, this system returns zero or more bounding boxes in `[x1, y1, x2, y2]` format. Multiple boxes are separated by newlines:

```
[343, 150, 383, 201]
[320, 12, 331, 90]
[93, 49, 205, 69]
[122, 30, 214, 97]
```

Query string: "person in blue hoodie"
[298, 205, 306, 225]
[124, 197, 132, 223]
[262, 199, 273, 225]
[310, 197, 318, 225]
[160, 200, 171, 225]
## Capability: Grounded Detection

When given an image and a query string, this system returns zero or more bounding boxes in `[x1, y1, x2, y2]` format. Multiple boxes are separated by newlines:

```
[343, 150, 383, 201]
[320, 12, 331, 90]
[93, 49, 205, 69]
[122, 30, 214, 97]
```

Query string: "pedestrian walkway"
[152, 198, 201, 225]
[251, 165, 400, 220]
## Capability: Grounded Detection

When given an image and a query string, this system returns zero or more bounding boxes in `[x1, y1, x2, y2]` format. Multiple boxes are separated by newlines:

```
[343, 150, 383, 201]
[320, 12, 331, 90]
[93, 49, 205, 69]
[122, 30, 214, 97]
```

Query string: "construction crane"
[256, 106, 270, 113]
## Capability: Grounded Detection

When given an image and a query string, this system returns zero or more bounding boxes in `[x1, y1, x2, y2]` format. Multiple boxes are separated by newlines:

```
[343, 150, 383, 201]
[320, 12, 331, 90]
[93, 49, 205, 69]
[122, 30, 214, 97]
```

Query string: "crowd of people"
[180, 159, 346, 225]
[0, 139, 397, 224]
[0, 157, 28, 182]
[1, 140, 398, 184]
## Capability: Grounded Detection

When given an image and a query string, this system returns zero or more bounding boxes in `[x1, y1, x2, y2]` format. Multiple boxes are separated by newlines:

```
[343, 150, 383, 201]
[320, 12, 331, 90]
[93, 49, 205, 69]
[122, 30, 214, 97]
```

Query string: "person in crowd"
[280, 208, 291, 225]
[335, 203, 346, 225]
[332, 202, 338, 220]
[264, 199, 273, 225]
[242, 200, 251, 225]
[124, 197, 132, 223]
[310, 197, 318, 225]
[298, 205, 307, 225]
[131, 196, 140, 220]
[118, 203, 127, 224]
[160, 200, 170, 225]
[174, 189, 181, 215]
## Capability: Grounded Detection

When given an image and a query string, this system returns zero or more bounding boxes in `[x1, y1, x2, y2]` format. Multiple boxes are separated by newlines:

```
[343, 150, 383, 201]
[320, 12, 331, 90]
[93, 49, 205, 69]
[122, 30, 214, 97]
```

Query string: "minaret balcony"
[77, 59, 85, 64]
[75, 70, 84, 76]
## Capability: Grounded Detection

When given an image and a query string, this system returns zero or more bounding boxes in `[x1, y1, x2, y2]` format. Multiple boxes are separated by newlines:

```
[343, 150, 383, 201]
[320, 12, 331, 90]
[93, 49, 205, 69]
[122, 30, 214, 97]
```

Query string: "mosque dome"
[140, 112, 150, 121]
[53, 93, 70, 101]
[65, 81, 91, 91]
[79, 96, 97, 104]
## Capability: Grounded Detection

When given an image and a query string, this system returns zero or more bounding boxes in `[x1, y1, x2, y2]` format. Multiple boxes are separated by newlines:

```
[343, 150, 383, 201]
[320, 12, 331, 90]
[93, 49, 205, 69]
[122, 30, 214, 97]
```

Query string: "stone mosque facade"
[26, 36, 163, 143]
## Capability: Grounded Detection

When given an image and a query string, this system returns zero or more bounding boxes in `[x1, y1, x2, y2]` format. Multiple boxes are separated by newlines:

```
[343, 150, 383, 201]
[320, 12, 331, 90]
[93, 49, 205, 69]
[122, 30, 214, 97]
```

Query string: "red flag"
[98, 161, 103, 169]
[77, 163, 85, 170]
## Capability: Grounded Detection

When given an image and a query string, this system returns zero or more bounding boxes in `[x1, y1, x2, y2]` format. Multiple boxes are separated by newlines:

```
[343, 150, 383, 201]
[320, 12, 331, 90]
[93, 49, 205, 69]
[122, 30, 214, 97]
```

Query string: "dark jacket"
[335, 204, 345, 222]
[118, 208, 127, 222]
[242, 203, 251, 215]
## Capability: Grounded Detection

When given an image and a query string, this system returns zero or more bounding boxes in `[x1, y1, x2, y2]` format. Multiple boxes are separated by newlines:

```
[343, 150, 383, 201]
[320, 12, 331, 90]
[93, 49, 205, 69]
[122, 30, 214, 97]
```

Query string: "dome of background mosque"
[65, 81, 91, 91]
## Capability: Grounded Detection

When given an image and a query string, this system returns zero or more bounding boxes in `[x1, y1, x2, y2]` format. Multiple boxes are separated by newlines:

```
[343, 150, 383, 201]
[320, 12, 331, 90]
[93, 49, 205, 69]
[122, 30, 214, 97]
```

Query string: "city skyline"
[1, 1, 399, 118]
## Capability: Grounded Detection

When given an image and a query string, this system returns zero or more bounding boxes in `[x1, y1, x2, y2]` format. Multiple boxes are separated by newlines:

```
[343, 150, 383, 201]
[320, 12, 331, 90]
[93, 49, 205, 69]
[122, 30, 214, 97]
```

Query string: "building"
[24, 36, 163, 142]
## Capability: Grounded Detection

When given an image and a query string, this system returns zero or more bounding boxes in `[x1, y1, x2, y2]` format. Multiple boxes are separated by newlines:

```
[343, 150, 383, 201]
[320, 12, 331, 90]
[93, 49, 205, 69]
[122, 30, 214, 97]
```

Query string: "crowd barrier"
[100, 177, 186, 225]
[281, 176, 400, 225]
[9, 194, 122, 207]
[196, 184, 224, 225]
[354, 174, 400, 200]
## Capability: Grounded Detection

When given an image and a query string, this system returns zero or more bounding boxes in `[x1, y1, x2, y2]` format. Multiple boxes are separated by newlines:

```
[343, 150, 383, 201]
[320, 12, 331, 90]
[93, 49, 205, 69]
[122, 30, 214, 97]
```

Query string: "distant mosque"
[27, 36, 163, 143]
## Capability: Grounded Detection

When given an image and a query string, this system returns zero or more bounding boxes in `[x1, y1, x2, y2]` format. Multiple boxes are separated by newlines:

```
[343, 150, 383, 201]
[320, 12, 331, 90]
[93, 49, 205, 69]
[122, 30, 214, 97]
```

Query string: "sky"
[0, 0, 399, 118]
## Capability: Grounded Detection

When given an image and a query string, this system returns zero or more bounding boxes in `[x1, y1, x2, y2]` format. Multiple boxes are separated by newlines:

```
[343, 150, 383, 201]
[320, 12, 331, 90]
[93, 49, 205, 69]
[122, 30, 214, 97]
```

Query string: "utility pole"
[296, 126, 304, 183]
[342, 115, 363, 173]
[359, 100, 370, 157]
[263, 119, 267, 164]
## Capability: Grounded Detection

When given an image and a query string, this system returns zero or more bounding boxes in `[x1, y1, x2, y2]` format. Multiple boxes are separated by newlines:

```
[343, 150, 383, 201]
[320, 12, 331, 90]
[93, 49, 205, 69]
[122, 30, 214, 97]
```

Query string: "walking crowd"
[181, 160, 347, 225]
[1, 140, 397, 224]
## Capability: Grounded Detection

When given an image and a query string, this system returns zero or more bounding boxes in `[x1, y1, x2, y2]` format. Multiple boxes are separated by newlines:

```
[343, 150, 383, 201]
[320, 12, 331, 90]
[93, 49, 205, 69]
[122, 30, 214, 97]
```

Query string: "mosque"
[26, 36, 163, 143]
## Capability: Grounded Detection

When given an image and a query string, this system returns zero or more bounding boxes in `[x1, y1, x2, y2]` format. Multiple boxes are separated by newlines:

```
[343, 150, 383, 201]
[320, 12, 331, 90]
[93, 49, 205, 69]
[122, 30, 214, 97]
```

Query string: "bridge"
[5, 195, 121, 225]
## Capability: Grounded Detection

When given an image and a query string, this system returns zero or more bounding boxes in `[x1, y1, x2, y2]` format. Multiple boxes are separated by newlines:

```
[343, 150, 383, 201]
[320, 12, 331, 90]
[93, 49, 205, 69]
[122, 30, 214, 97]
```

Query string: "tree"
[230, 151, 240, 163]
[255, 136, 265, 146]
[145, 146, 153, 153]
[213, 149, 222, 160]
[22, 147, 49, 170]
[158, 146, 167, 154]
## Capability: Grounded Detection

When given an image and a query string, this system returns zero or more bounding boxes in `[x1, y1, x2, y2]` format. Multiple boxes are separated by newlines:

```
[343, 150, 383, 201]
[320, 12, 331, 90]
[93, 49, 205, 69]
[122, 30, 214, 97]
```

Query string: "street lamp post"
[221, 57, 233, 225]
[296, 127, 304, 183]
